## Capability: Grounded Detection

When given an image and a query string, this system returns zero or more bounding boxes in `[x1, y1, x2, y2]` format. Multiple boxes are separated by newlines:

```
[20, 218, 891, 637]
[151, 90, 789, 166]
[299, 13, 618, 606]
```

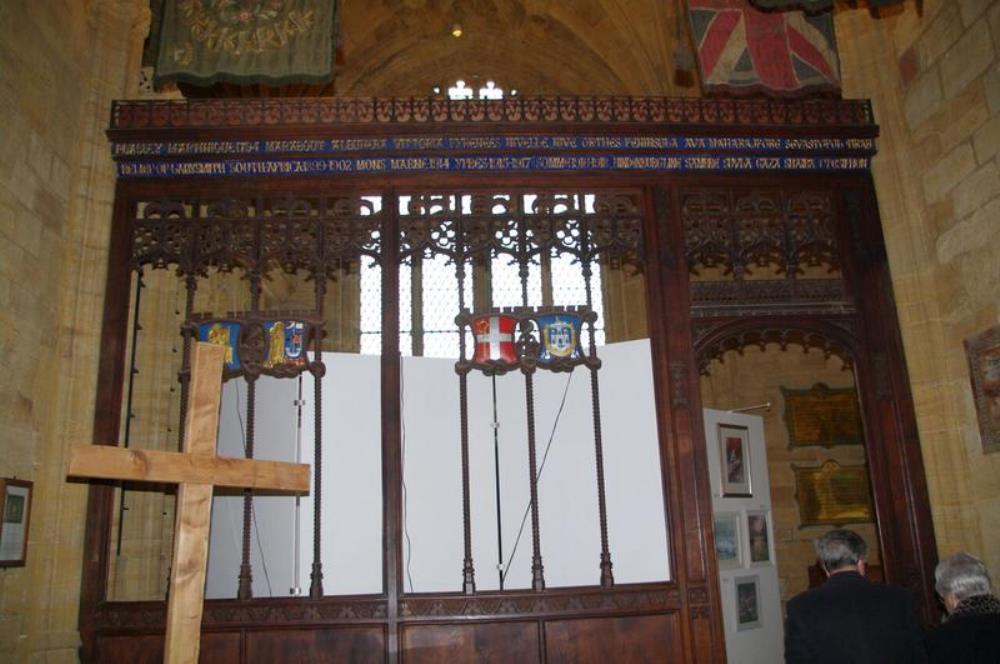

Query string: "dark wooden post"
[839, 179, 940, 624]
[644, 184, 726, 663]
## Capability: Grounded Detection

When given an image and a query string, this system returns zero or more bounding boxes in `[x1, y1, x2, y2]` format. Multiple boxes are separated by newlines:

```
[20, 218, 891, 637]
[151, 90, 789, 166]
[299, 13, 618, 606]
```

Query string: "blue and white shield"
[537, 314, 583, 363]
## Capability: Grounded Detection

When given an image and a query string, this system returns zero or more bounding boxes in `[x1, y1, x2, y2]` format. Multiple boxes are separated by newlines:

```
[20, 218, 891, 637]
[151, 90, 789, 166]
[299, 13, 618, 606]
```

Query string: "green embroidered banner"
[155, 0, 337, 87]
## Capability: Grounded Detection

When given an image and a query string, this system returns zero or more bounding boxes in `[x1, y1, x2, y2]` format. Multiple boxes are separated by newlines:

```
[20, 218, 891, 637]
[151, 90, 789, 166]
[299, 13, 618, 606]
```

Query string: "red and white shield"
[472, 315, 517, 364]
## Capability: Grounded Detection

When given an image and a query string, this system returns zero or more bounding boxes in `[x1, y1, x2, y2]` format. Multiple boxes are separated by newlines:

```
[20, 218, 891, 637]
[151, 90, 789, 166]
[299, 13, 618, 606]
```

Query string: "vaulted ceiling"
[178, 0, 699, 98]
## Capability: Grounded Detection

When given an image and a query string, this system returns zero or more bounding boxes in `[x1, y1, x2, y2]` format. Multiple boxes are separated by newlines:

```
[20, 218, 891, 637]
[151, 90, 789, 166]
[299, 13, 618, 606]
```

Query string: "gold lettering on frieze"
[290, 160, 323, 173]
[785, 138, 843, 150]
[538, 156, 609, 169]
[167, 141, 259, 155]
[624, 137, 679, 148]
[356, 158, 387, 171]
[817, 157, 868, 169]
[394, 137, 446, 150]
[685, 156, 720, 169]
[612, 156, 681, 169]
[388, 157, 449, 170]
[231, 161, 296, 175]
[754, 157, 781, 169]
[326, 159, 353, 172]
[723, 157, 752, 169]
[786, 158, 816, 169]
[506, 136, 552, 149]
[263, 140, 326, 153]
[706, 137, 781, 150]
[449, 137, 501, 149]
[114, 143, 163, 156]
[581, 137, 622, 148]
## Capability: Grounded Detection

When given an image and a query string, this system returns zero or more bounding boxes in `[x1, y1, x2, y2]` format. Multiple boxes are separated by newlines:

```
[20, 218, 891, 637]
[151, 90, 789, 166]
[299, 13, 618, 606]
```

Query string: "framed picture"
[793, 460, 874, 527]
[965, 325, 1000, 454]
[782, 383, 863, 448]
[746, 510, 771, 566]
[0, 478, 33, 567]
[718, 423, 752, 497]
[734, 574, 762, 631]
[714, 512, 742, 570]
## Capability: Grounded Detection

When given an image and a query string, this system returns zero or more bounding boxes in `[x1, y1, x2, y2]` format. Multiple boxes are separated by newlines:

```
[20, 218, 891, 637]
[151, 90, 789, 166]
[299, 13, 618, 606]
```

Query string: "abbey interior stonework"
[0, 1, 998, 661]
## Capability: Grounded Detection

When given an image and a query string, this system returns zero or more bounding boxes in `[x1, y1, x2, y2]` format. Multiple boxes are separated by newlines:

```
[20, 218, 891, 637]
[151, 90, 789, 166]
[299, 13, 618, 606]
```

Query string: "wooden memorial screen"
[80, 96, 939, 663]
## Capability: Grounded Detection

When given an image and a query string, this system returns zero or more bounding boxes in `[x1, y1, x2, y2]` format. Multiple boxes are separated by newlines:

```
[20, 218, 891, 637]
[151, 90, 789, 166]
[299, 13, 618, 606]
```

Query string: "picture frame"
[713, 512, 742, 570]
[734, 574, 762, 631]
[965, 325, 1000, 454]
[0, 478, 33, 567]
[746, 510, 771, 566]
[718, 423, 752, 497]
[782, 383, 863, 448]
[793, 460, 874, 527]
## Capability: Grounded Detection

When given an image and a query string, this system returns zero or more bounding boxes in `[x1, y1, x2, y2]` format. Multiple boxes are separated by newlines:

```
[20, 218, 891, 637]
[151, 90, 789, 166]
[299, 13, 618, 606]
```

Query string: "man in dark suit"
[784, 529, 926, 664]
[925, 552, 1000, 663]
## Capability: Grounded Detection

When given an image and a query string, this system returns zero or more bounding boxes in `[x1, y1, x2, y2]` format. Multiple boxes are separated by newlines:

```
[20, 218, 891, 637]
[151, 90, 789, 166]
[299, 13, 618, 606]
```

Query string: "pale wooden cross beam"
[68, 342, 310, 664]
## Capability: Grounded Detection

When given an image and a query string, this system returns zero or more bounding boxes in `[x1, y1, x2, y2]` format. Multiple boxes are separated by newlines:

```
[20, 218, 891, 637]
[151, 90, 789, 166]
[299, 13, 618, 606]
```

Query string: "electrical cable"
[234, 380, 274, 597]
[400, 355, 415, 593]
[491, 374, 504, 590]
[500, 370, 574, 586]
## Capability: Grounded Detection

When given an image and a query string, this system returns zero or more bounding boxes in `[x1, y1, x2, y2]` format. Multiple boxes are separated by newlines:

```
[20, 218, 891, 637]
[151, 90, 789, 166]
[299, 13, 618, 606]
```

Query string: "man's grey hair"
[935, 552, 991, 601]
[816, 529, 868, 571]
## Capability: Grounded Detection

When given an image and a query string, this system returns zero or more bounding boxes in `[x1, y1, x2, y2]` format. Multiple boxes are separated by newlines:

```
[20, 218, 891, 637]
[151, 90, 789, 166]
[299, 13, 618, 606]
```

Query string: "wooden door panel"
[246, 627, 385, 664]
[95, 632, 240, 664]
[544, 614, 682, 664]
[402, 621, 540, 664]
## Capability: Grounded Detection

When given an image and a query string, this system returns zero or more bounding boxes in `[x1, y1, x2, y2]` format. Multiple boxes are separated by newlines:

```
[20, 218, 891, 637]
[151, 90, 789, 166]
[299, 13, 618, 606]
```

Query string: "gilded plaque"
[965, 325, 1000, 454]
[793, 460, 873, 527]
[782, 383, 863, 448]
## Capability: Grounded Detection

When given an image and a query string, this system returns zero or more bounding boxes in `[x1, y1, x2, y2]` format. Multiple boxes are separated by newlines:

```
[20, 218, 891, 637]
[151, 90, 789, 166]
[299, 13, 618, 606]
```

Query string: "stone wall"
[0, 1, 147, 661]
[837, 0, 1000, 575]
[700, 347, 881, 605]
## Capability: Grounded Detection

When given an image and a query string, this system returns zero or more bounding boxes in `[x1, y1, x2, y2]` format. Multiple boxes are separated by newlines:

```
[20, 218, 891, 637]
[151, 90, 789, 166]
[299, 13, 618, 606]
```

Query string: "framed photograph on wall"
[746, 510, 771, 566]
[718, 423, 752, 497]
[713, 512, 742, 570]
[0, 478, 33, 567]
[734, 574, 762, 631]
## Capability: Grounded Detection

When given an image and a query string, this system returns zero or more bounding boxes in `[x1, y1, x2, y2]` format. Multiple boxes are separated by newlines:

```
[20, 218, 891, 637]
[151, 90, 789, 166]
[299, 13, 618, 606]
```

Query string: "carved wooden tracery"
[81, 96, 938, 664]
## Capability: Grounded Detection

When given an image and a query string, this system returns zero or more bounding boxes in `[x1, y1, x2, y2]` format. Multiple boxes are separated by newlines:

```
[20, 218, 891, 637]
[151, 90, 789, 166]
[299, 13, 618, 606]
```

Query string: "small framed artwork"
[734, 574, 762, 631]
[718, 423, 752, 497]
[746, 510, 771, 566]
[0, 478, 33, 567]
[714, 512, 742, 570]
[965, 325, 1000, 454]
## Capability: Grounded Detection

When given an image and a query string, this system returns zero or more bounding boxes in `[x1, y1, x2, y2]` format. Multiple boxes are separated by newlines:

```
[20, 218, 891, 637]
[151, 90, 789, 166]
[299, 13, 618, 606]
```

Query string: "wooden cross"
[68, 342, 310, 664]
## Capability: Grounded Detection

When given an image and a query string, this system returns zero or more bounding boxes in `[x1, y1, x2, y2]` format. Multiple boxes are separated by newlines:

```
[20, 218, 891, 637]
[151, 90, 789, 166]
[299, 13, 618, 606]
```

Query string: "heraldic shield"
[198, 320, 242, 370]
[263, 320, 307, 369]
[536, 313, 584, 364]
[472, 314, 518, 364]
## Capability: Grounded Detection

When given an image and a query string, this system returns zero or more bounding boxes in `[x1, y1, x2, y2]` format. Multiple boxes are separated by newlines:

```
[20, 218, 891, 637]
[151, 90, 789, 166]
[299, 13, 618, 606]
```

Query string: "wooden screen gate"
[79, 96, 938, 664]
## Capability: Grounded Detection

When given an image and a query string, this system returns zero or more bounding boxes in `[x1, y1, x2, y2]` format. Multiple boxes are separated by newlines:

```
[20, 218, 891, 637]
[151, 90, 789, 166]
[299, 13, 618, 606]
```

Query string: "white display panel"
[704, 409, 784, 664]
[402, 338, 670, 592]
[206, 376, 300, 599]
[298, 353, 384, 595]
[207, 340, 669, 597]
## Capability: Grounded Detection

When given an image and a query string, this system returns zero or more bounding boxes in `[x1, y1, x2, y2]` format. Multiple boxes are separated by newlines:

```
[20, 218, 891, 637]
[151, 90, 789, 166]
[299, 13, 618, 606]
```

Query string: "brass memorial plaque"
[793, 460, 874, 527]
[782, 383, 863, 448]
